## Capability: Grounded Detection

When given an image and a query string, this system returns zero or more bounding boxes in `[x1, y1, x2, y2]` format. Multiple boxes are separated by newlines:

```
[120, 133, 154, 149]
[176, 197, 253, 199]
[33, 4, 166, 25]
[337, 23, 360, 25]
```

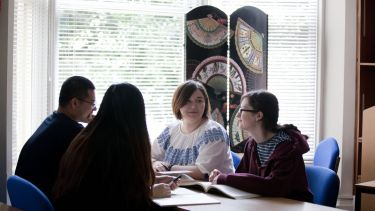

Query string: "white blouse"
[152, 119, 234, 174]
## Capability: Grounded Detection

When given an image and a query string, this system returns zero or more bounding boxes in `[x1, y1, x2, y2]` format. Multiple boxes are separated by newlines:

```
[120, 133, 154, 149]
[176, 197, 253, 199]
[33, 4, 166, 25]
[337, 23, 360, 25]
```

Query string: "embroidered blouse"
[152, 119, 234, 174]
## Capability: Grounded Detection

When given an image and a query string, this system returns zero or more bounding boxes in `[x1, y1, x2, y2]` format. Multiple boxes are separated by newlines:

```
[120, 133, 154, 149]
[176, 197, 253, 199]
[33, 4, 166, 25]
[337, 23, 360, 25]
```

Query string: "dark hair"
[172, 80, 211, 120]
[59, 76, 95, 107]
[53, 83, 154, 209]
[241, 90, 279, 132]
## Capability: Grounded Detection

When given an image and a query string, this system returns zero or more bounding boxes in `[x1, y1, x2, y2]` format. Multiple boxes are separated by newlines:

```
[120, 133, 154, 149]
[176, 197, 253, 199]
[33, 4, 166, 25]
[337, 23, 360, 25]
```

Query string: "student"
[15, 76, 96, 199]
[209, 90, 313, 202]
[152, 80, 234, 180]
[53, 83, 175, 210]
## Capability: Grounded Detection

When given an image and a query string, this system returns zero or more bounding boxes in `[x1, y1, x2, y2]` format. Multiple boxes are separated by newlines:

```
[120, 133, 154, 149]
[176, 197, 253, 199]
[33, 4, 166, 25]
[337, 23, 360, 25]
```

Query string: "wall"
[0, 0, 11, 202]
[322, 0, 356, 208]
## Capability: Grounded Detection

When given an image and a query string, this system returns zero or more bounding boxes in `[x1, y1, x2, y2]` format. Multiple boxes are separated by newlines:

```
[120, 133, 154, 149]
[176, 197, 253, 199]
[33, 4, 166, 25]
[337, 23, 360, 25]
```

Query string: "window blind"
[11, 0, 50, 172]
[54, 0, 199, 140]
[209, 0, 318, 161]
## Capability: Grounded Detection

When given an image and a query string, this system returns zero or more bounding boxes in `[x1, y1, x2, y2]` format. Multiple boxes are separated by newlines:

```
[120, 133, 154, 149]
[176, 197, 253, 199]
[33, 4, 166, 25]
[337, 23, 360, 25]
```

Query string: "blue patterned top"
[152, 119, 234, 174]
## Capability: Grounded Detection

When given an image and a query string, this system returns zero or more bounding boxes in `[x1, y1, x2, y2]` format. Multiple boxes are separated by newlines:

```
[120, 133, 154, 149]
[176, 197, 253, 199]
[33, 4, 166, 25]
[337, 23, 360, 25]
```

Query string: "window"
[11, 0, 50, 172]
[209, 0, 318, 161]
[54, 0, 196, 140]
[11, 0, 318, 172]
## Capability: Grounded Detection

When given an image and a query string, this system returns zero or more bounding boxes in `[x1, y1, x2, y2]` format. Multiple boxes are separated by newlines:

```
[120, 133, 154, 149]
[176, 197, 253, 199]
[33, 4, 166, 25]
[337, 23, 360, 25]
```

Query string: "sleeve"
[195, 125, 235, 174]
[217, 151, 305, 197]
[151, 127, 170, 161]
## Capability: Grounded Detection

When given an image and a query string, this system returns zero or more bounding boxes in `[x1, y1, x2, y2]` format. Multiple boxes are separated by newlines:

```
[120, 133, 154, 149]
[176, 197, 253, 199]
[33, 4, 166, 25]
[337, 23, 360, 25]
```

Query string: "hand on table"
[152, 183, 171, 198]
[209, 169, 222, 184]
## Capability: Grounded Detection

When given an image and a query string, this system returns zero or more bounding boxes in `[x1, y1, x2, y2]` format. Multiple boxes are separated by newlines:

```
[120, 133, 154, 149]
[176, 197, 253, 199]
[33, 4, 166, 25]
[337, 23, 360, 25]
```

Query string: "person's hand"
[211, 175, 219, 184]
[152, 183, 171, 198]
[155, 175, 180, 190]
[156, 175, 174, 183]
[153, 161, 168, 172]
[169, 180, 179, 190]
[209, 169, 221, 182]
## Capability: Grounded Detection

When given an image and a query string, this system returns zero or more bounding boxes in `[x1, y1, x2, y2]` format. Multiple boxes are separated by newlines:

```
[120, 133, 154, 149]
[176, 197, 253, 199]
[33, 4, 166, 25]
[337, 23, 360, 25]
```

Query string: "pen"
[169, 175, 182, 185]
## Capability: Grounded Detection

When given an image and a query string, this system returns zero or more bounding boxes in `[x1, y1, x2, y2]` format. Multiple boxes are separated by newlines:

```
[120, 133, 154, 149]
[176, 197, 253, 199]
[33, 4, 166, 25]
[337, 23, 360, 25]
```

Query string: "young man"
[15, 76, 96, 200]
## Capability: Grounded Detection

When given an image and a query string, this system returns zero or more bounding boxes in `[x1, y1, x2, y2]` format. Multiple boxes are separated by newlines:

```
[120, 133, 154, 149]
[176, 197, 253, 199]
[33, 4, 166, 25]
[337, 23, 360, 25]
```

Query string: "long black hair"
[54, 83, 154, 209]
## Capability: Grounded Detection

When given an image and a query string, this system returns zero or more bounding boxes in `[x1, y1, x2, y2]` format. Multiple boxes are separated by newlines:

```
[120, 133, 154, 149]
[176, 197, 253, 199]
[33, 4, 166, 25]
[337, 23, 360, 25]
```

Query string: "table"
[0, 203, 20, 211]
[178, 193, 345, 211]
[355, 180, 375, 211]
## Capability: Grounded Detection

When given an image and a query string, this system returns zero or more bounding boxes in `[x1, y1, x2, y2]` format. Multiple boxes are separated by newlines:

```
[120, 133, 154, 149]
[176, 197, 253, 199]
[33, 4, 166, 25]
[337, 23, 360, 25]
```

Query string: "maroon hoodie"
[217, 126, 313, 202]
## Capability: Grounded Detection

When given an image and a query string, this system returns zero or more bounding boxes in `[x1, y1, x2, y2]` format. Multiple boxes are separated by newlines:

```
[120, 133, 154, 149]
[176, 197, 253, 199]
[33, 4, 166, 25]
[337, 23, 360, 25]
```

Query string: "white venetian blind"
[11, 0, 317, 175]
[209, 0, 318, 161]
[54, 0, 198, 140]
[11, 0, 50, 172]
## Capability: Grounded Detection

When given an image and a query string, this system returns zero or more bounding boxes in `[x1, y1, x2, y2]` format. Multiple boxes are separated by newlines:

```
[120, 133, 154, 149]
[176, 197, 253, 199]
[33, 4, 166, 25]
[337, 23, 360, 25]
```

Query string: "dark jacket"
[217, 126, 313, 202]
[15, 111, 83, 200]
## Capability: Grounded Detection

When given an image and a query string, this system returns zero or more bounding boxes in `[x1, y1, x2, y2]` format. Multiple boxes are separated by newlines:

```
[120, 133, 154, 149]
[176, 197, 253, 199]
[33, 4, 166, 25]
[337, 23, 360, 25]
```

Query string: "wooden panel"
[360, 0, 375, 63]
[358, 66, 375, 137]
[355, 0, 375, 186]
[361, 106, 375, 210]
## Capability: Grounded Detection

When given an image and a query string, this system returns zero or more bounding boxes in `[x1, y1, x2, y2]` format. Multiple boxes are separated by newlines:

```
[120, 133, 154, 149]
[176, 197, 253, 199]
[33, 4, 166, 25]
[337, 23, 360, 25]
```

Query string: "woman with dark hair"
[53, 83, 174, 210]
[152, 80, 234, 180]
[209, 90, 313, 202]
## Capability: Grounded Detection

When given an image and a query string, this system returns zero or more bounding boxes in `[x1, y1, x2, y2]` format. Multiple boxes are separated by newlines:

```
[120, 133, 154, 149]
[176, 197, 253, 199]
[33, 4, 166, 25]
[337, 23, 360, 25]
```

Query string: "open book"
[157, 171, 259, 199]
[177, 174, 258, 199]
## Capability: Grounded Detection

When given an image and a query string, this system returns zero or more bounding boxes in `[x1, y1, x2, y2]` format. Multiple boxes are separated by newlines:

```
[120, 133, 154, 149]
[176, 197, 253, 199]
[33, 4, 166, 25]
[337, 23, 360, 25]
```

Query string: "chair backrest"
[313, 137, 340, 172]
[7, 175, 54, 211]
[231, 151, 241, 169]
[305, 165, 340, 207]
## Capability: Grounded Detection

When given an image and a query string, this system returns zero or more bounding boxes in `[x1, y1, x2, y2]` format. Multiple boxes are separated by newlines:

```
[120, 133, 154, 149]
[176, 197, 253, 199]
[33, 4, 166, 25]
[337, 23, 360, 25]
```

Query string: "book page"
[208, 184, 260, 199]
[179, 181, 215, 193]
[153, 187, 220, 207]
[179, 180, 209, 191]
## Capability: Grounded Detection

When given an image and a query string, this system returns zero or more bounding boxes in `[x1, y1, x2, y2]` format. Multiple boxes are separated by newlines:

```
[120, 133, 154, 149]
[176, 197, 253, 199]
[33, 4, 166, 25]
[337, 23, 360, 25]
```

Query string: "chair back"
[7, 175, 54, 211]
[305, 165, 340, 207]
[313, 137, 340, 172]
[231, 151, 241, 169]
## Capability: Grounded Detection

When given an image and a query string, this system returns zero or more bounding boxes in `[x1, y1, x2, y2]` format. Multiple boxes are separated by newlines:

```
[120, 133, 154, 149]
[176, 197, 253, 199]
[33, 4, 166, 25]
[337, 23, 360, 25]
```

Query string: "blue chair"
[231, 151, 241, 169]
[305, 165, 340, 207]
[313, 137, 340, 172]
[7, 175, 54, 211]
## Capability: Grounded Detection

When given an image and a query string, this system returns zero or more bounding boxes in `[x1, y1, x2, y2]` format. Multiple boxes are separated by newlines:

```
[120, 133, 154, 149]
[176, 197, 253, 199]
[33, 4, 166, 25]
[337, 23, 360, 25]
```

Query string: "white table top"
[178, 192, 345, 211]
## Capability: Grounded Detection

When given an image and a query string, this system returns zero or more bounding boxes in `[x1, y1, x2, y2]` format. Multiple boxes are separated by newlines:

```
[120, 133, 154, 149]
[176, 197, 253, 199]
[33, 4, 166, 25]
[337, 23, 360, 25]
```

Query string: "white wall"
[321, 0, 356, 206]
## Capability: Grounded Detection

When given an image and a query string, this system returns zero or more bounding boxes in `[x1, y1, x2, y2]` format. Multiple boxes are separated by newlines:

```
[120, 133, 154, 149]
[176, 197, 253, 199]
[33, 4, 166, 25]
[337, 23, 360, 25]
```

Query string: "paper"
[153, 187, 220, 207]
[157, 170, 193, 175]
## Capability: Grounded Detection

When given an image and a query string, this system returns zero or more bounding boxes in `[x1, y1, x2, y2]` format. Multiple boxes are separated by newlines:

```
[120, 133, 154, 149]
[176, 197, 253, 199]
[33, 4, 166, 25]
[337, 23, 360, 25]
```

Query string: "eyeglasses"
[77, 98, 96, 108]
[239, 108, 258, 113]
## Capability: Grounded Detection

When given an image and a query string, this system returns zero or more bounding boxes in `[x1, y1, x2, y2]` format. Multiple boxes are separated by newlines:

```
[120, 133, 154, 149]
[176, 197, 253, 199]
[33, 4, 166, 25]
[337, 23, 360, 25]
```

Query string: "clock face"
[192, 56, 246, 94]
[235, 18, 264, 74]
[192, 56, 247, 150]
[186, 16, 233, 49]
